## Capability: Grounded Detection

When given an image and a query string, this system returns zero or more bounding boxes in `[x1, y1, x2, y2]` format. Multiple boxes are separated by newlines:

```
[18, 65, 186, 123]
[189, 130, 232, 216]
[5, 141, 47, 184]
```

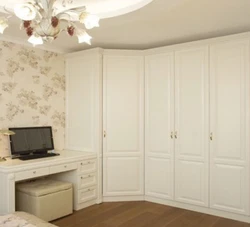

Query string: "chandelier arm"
[3, 6, 14, 16]
[55, 6, 86, 17]
[57, 12, 74, 21]
[48, 0, 57, 17]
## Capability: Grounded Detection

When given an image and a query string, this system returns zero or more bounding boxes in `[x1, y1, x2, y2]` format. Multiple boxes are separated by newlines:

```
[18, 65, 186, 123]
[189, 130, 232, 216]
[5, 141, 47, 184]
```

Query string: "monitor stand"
[11, 150, 49, 159]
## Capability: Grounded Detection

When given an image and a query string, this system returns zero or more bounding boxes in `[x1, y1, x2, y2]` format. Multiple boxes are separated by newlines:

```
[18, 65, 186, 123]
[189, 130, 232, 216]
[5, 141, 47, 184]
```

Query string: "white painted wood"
[210, 38, 250, 215]
[0, 150, 97, 215]
[103, 52, 144, 196]
[145, 53, 174, 200]
[66, 56, 94, 152]
[174, 46, 209, 207]
[145, 196, 250, 223]
[65, 50, 103, 204]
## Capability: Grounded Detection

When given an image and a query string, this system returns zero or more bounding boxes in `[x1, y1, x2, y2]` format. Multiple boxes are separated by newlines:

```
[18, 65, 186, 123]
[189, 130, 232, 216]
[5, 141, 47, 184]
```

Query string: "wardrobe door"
[145, 53, 174, 200]
[175, 46, 209, 207]
[210, 39, 250, 215]
[103, 52, 144, 197]
[66, 53, 102, 152]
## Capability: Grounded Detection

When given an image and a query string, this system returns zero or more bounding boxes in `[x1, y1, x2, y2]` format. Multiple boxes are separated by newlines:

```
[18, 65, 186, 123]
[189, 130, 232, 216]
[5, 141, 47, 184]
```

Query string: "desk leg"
[7, 174, 15, 213]
[0, 173, 15, 215]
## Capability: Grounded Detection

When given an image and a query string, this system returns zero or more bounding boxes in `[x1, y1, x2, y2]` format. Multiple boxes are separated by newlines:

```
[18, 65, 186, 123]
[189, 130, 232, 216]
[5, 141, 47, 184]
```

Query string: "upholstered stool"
[16, 179, 73, 221]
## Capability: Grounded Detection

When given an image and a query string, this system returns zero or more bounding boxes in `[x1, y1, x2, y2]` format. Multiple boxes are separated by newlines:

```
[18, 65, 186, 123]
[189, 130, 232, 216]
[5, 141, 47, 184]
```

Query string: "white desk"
[0, 150, 98, 215]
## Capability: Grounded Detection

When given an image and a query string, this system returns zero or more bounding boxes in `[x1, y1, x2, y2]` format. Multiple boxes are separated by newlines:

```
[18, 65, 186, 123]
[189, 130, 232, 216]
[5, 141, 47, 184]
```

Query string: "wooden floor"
[52, 202, 250, 227]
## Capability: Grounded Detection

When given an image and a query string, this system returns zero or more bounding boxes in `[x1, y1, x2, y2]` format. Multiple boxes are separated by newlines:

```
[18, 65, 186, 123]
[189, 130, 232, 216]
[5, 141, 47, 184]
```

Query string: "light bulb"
[14, 3, 36, 21]
[76, 29, 92, 45]
[83, 14, 100, 30]
[28, 35, 43, 46]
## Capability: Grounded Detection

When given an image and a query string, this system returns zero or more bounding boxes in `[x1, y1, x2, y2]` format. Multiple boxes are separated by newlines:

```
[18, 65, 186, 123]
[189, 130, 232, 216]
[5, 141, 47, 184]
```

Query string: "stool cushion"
[16, 179, 72, 197]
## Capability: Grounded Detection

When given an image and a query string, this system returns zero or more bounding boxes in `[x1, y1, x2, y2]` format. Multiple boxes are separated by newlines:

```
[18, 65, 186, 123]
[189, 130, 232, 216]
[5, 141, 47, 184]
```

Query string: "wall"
[0, 41, 65, 157]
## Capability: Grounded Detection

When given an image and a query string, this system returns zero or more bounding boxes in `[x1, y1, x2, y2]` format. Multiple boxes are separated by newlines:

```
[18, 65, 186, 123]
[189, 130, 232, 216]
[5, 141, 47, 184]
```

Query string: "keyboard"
[19, 153, 60, 161]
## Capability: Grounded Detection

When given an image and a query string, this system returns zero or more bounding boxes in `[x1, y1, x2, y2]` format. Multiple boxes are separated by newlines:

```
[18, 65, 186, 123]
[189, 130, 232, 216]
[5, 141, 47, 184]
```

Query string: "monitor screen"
[9, 126, 54, 155]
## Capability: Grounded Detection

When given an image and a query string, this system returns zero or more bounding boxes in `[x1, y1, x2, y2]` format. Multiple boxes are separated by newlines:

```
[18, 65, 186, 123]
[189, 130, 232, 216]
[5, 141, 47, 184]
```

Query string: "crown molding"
[0, 34, 68, 54]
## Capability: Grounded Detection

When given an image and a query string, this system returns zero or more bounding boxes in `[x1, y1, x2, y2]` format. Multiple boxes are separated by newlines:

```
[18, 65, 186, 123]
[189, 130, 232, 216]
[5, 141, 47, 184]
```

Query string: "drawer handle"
[81, 175, 93, 180]
[84, 188, 94, 193]
[81, 161, 94, 165]
[64, 165, 67, 168]
[33, 171, 36, 174]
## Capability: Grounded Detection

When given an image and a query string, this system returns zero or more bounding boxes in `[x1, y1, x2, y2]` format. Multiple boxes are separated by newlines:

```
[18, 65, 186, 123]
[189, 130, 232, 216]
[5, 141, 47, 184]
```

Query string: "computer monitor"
[9, 126, 54, 156]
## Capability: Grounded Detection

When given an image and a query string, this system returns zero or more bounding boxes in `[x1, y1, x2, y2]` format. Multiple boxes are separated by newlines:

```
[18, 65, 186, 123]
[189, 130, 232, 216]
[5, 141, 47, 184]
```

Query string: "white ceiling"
[1, 0, 250, 53]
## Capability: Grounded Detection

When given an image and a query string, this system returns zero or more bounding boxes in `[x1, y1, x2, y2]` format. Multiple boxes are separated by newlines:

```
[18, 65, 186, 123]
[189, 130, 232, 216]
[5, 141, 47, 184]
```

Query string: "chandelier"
[0, 0, 100, 46]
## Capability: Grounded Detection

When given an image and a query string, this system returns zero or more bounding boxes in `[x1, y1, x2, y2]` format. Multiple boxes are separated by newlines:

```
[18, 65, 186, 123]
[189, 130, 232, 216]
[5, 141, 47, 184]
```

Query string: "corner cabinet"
[65, 33, 250, 222]
[102, 51, 144, 198]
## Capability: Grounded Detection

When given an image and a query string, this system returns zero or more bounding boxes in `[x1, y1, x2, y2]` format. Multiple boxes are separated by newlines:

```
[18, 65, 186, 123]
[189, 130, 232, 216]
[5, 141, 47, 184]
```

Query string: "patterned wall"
[0, 41, 65, 157]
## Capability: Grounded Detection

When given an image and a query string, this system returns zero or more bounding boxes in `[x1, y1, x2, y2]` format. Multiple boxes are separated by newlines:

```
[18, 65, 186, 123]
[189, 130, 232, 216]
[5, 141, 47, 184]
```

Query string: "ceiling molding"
[0, 34, 67, 54]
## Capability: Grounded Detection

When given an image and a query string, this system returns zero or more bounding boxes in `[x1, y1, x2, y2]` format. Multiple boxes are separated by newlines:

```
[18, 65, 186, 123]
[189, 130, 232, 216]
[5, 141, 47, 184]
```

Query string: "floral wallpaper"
[0, 41, 65, 157]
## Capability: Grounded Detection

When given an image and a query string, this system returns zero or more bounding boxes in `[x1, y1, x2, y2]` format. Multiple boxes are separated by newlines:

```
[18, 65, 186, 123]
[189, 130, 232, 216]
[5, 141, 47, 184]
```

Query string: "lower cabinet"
[145, 157, 173, 200]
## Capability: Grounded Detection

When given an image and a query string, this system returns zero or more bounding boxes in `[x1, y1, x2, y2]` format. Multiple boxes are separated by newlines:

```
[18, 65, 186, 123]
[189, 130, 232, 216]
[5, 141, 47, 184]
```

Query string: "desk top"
[0, 150, 97, 172]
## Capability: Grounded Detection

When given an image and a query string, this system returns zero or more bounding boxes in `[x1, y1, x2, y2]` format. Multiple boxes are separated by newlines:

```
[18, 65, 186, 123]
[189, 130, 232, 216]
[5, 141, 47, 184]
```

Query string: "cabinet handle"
[81, 175, 93, 180]
[104, 131, 106, 138]
[210, 133, 213, 141]
[170, 132, 173, 139]
[33, 171, 36, 174]
[64, 165, 67, 168]
[175, 132, 177, 139]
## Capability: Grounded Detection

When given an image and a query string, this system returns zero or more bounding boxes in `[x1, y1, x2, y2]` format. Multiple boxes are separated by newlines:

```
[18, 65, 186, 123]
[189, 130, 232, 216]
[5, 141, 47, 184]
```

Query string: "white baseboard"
[74, 199, 97, 210]
[103, 195, 144, 202]
[145, 196, 250, 223]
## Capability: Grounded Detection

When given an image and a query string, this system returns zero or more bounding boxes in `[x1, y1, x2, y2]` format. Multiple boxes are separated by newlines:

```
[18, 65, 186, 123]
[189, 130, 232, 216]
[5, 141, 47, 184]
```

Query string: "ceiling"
[1, 0, 250, 53]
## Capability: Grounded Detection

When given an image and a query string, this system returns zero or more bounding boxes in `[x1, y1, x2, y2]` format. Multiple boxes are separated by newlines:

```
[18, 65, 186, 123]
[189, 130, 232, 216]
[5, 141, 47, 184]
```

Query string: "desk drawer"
[15, 167, 49, 181]
[78, 173, 96, 189]
[78, 159, 96, 174]
[78, 186, 97, 203]
[50, 163, 77, 174]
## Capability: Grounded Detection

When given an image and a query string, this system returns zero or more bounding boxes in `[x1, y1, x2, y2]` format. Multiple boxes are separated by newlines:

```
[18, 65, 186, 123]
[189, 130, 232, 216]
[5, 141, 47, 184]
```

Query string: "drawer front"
[78, 159, 96, 174]
[50, 163, 77, 174]
[78, 186, 97, 203]
[78, 173, 97, 189]
[15, 167, 49, 181]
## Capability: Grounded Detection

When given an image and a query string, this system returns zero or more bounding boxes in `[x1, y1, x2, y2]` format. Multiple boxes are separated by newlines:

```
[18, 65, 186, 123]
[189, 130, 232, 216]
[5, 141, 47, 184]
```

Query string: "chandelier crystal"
[0, 0, 100, 46]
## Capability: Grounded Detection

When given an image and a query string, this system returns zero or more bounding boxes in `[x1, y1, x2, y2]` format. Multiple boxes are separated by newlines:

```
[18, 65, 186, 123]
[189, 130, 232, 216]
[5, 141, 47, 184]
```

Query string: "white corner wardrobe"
[65, 32, 250, 223]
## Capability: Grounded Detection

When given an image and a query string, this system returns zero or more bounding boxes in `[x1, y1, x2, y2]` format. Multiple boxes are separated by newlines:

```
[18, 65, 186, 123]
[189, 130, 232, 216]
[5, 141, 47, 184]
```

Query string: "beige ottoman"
[16, 179, 73, 222]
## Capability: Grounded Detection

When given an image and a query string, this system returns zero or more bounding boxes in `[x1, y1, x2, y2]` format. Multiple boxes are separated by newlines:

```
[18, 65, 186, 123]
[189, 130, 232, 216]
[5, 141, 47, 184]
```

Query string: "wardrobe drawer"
[78, 173, 97, 189]
[15, 167, 49, 181]
[78, 159, 96, 173]
[78, 186, 97, 203]
[50, 163, 77, 174]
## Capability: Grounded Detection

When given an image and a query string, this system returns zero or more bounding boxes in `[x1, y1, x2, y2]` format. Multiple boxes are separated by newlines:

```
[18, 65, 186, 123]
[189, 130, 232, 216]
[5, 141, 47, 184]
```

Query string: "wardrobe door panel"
[103, 53, 144, 196]
[104, 156, 142, 195]
[66, 55, 100, 152]
[175, 46, 209, 207]
[145, 53, 174, 200]
[146, 157, 173, 199]
[210, 39, 250, 215]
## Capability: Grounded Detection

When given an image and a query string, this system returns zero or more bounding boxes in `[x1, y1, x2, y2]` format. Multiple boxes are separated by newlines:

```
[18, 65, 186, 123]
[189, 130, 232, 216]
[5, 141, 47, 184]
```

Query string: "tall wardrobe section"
[145, 46, 209, 207]
[210, 38, 250, 215]
[145, 52, 175, 200]
[65, 48, 103, 204]
[103, 50, 145, 200]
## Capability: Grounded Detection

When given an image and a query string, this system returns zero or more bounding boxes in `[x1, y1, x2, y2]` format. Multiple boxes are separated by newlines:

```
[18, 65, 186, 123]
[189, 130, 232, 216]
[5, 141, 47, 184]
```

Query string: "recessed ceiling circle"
[0, 0, 154, 19]
[75, 0, 155, 19]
